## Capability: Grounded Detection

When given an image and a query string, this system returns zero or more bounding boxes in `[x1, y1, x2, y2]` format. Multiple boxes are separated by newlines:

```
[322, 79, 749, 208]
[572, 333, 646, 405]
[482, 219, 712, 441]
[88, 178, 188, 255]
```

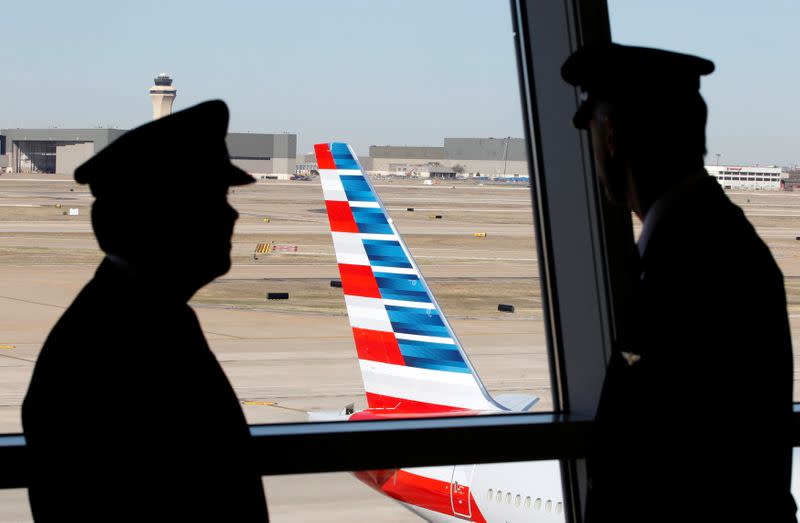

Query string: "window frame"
[11, 3, 796, 523]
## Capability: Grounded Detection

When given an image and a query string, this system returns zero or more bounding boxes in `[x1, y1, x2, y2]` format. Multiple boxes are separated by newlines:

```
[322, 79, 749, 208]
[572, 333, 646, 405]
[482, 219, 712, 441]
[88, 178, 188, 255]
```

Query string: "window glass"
[0, 490, 30, 522]
[263, 463, 566, 522]
[0, 2, 573, 520]
[0, 1, 552, 437]
[609, 1, 800, 401]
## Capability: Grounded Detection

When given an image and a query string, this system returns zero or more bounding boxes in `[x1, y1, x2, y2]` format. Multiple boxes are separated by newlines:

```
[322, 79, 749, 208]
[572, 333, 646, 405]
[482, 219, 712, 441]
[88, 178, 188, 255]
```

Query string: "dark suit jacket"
[22, 259, 268, 521]
[586, 177, 796, 522]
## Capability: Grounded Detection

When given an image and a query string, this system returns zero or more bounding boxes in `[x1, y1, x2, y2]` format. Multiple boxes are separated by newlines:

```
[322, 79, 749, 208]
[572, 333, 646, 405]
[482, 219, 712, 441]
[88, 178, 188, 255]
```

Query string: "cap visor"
[229, 165, 256, 186]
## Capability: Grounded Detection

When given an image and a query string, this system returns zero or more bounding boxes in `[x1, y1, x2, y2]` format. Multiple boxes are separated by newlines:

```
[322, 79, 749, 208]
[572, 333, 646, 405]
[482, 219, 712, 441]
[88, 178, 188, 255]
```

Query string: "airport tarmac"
[2, 176, 800, 521]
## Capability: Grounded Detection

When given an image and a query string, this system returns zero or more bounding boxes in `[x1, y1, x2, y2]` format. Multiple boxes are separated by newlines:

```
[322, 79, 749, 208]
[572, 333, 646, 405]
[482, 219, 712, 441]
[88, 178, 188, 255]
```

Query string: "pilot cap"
[561, 43, 715, 129]
[75, 100, 254, 199]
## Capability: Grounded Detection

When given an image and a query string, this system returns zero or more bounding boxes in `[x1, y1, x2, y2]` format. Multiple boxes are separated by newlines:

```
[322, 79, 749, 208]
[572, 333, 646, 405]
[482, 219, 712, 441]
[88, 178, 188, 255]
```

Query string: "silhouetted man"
[22, 101, 269, 521]
[562, 44, 795, 522]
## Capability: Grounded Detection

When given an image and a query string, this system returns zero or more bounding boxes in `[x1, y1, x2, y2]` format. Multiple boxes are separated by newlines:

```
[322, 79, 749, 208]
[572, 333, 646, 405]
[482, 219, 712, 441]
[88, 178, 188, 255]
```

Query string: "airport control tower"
[149, 73, 177, 120]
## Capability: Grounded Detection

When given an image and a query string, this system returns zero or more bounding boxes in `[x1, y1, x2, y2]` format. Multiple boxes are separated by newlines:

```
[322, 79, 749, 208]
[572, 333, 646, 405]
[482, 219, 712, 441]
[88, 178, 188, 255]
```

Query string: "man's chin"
[601, 181, 632, 209]
[194, 258, 233, 286]
[210, 258, 232, 279]
[220, 259, 232, 276]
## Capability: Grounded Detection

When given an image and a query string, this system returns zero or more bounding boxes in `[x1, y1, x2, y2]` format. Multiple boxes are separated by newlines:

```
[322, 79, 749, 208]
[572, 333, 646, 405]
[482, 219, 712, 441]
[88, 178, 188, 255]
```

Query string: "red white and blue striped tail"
[315, 142, 506, 415]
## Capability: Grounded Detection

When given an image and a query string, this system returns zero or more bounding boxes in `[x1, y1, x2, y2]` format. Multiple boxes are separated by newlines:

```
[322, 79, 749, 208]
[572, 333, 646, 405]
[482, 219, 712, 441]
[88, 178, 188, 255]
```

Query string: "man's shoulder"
[57, 276, 133, 323]
[42, 267, 168, 356]
[651, 186, 768, 258]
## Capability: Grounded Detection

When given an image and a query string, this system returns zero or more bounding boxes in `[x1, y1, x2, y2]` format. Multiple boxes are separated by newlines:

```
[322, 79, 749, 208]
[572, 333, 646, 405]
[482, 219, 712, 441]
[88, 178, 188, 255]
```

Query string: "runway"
[1, 177, 800, 521]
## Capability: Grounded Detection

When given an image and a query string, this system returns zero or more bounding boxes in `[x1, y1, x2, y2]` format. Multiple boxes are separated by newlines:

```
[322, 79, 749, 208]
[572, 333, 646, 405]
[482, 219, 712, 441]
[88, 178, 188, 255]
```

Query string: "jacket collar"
[637, 171, 711, 259]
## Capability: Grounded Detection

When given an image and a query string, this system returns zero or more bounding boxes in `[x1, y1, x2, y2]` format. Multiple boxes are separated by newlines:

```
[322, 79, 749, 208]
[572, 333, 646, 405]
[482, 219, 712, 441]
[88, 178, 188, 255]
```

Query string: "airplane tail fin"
[315, 142, 505, 415]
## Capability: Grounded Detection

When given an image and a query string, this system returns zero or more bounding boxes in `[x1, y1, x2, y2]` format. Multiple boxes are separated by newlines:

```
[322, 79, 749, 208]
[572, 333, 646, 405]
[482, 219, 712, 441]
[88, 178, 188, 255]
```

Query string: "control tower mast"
[149, 74, 177, 120]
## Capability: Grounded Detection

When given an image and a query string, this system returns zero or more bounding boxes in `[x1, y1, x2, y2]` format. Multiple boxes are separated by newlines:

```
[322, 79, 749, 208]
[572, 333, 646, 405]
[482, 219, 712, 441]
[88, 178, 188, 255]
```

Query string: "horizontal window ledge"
[250, 412, 592, 475]
[1, 406, 799, 488]
[0, 413, 590, 488]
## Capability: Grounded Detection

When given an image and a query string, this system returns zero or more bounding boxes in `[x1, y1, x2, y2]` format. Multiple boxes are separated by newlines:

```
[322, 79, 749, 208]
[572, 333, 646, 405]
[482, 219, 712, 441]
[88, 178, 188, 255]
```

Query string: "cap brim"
[228, 165, 256, 186]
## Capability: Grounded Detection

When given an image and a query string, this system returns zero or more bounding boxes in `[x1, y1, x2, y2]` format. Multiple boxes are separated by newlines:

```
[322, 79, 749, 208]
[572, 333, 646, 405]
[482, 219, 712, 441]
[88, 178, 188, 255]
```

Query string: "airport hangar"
[0, 128, 297, 178]
[368, 137, 529, 179]
[299, 137, 530, 180]
[299, 137, 788, 191]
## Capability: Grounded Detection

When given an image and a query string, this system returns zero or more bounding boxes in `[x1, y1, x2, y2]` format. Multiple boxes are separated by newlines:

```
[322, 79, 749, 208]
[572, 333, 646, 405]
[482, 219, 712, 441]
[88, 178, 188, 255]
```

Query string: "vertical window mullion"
[512, 0, 627, 520]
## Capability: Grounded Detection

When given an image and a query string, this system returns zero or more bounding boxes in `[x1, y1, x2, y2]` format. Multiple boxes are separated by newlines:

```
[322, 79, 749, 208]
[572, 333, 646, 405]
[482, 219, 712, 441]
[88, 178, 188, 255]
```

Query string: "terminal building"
[706, 165, 785, 191]
[0, 128, 297, 177]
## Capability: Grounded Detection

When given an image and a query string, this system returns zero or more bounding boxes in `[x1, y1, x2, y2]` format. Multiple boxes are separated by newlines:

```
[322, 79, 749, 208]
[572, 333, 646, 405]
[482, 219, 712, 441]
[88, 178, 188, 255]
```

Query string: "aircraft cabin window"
[506, 492, 512, 505]
[557, 501, 564, 513]
[546, 499, 552, 512]
[487, 488, 493, 501]
[525, 496, 532, 509]
[515, 494, 521, 507]
[535, 497, 542, 511]
[497, 490, 504, 503]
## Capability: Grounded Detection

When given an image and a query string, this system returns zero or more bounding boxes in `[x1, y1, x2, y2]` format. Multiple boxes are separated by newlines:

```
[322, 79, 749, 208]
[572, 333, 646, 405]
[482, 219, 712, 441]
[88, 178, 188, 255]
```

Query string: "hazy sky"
[609, 0, 800, 167]
[2, 1, 797, 165]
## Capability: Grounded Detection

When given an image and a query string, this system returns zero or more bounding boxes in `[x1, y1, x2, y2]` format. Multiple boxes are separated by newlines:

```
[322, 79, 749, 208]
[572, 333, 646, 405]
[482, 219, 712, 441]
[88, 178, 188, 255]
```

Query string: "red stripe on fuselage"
[314, 143, 336, 169]
[325, 200, 359, 233]
[354, 469, 450, 517]
[339, 264, 382, 299]
[361, 392, 472, 413]
[352, 328, 405, 366]
[349, 408, 482, 421]
[354, 469, 488, 523]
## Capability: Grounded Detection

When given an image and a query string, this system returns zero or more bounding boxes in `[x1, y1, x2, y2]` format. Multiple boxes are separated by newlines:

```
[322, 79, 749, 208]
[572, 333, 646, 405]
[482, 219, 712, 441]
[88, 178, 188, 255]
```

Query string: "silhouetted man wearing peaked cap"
[23, 101, 269, 521]
[562, 43, 795, 522]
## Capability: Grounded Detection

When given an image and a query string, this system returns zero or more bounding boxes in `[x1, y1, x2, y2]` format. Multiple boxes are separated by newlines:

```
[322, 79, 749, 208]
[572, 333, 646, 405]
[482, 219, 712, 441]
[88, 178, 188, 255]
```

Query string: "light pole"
[715, 153, 721, 166]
